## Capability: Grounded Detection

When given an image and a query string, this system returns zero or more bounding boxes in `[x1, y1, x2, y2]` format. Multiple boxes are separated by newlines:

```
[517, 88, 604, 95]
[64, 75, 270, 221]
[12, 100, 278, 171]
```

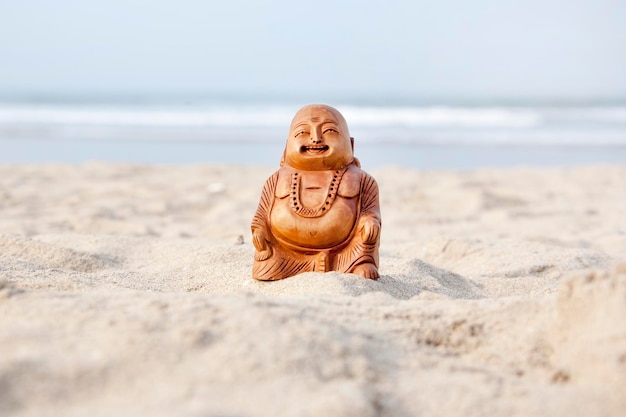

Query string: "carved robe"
[252, 162, 380, 280]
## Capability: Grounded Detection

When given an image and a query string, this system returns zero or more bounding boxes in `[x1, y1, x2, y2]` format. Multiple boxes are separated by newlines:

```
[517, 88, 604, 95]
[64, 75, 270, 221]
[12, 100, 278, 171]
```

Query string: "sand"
[0, 162, 625, 416]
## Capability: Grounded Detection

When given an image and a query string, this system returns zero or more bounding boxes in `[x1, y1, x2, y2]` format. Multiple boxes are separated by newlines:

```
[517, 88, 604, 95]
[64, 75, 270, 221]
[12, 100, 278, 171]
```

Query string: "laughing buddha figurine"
[251, 104, 381, 280]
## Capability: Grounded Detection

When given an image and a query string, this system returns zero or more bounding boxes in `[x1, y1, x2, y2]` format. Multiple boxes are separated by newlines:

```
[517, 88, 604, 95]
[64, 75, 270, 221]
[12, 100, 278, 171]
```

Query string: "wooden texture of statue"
[251, 104, 381, 280]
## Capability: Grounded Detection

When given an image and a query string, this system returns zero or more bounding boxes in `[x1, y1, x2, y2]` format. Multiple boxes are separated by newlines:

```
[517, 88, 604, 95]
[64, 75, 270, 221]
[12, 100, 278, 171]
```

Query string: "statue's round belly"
[270, 197, 358, 249]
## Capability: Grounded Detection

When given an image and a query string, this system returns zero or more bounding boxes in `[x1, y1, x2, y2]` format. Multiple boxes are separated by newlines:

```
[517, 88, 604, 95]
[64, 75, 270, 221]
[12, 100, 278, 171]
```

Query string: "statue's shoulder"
[338, 164, 367, 197]
[274, 166, 294, 198]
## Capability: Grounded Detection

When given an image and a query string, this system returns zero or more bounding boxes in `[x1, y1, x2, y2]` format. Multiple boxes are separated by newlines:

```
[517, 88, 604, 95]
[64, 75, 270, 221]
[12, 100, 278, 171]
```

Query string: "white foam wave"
[0, 104, 549, 128]
[0, 105, 290, 127]
[341, 106, 542, 127]
[1, 103, 626, 145]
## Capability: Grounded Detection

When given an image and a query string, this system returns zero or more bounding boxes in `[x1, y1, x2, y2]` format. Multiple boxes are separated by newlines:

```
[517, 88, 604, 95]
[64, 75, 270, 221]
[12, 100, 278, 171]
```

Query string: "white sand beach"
[1, 162, 625, 416]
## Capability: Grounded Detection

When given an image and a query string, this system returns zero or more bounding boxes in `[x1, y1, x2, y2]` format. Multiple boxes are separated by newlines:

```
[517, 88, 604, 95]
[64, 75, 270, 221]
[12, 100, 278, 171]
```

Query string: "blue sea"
[2, 97, 625, 169]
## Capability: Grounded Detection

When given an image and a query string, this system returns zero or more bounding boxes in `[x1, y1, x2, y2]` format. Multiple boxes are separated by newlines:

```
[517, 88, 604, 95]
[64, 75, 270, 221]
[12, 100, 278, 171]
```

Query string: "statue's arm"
[358, 173, 381, 244]
[251, 172, 278, 260]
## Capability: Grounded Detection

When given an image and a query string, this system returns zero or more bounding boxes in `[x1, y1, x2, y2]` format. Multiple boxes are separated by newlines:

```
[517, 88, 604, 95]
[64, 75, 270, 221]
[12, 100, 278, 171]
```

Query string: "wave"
[1, 102, 626, 145]
[341, 106, 542, 127]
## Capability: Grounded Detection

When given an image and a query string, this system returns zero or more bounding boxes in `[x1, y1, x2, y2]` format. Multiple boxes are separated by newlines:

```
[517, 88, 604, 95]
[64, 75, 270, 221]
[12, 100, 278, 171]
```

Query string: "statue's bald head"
[283, 104, 354, 171]
[289, 104, 350, 136]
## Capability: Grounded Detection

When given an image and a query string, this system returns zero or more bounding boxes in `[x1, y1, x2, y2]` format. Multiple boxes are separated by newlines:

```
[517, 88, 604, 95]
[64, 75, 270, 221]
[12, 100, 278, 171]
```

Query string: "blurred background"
[1, 0, 625, 168]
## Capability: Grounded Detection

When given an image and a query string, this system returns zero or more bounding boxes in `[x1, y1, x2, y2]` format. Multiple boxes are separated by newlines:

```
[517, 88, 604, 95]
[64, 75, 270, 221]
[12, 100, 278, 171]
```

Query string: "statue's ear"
[350, 137, 361, 167]
[280, 149, 286, 166]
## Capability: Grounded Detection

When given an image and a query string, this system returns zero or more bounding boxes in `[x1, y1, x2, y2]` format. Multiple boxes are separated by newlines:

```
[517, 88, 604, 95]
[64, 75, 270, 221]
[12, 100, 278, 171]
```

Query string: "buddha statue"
[251, 104, 381, 280]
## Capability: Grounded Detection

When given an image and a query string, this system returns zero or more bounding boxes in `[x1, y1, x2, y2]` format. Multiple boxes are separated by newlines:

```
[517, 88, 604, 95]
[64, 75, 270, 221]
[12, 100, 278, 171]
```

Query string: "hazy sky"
[1, 0, 625, 100]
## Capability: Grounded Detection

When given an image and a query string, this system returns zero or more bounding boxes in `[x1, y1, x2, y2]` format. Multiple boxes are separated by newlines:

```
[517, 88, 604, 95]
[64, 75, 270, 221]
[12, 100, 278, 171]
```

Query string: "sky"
[1, 0, 625, 101]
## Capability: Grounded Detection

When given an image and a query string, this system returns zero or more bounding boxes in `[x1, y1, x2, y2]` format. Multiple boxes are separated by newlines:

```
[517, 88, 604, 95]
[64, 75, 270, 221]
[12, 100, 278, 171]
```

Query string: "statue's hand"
[252, 229, 272, 261]
[360, 218, 381, 244]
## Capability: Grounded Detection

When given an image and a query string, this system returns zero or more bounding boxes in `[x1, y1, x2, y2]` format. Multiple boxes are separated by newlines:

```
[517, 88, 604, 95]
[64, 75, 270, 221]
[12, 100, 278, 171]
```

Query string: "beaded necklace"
[290, 167, 349, 218]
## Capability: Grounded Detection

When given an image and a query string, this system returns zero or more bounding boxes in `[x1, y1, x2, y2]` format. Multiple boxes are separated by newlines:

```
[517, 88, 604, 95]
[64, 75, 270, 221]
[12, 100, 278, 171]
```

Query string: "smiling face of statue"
[283, 105, 354, 171]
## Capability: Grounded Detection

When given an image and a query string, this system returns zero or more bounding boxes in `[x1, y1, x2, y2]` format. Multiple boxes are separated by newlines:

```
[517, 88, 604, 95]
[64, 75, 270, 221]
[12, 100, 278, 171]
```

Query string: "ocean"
[2, 98, 625, 169]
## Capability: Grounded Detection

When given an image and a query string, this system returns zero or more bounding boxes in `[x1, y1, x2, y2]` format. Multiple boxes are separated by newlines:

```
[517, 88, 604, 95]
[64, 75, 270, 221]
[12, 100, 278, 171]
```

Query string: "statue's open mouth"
[301, 145, 329, 154]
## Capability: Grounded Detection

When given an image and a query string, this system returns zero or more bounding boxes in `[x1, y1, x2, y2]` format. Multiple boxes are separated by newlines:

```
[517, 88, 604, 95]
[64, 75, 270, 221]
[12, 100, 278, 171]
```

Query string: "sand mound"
[422, 236, 610, 278]
[244, 267, 476, 300]
[552, 264, 626, 388]
[3, 266, 623, 416]
[0, 234, 115, 273]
